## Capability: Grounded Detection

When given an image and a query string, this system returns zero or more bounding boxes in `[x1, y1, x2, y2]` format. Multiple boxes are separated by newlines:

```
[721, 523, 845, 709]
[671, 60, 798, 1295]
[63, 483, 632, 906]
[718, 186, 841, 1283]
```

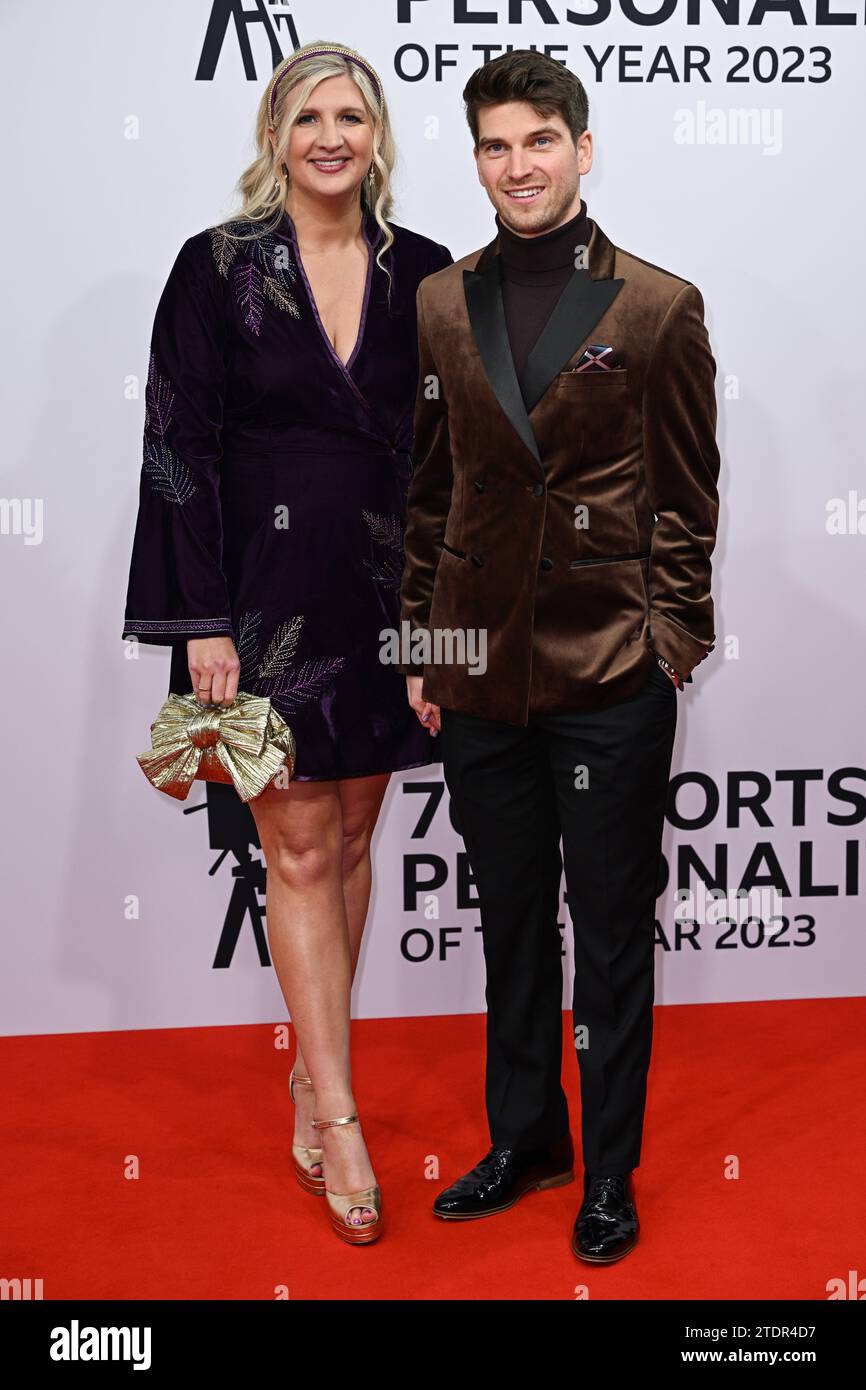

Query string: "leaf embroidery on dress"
[268, 657, 347, 716]
[263, 275, 300, 318]
[251, 232, 297, 282]
[233, 610, 346, 714]
[144, 352, 175, 437]
[210, 220, 301, 327]
[362, 510, 404, 549]
[362, 509, 405, 589]
[236, 608, 263, 684]
[252, 230, 299, 319]
[209, 225, 238, 279]
[257, 615, 305, 680]
[233, 259, 265, 337]
[142, 435, 196, 505]
[141, 350, 196, 504]
[363, 552, 405, 589]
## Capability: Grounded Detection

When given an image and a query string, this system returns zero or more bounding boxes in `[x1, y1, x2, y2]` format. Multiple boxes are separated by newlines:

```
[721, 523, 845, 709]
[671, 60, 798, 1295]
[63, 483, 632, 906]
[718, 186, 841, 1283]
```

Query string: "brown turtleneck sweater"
[495, 198, 591, 397]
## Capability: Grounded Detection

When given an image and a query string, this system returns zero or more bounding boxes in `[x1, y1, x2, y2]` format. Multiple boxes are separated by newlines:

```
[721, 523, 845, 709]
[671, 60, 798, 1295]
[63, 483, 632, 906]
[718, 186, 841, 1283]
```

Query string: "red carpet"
[2, 1000, 863, 1300]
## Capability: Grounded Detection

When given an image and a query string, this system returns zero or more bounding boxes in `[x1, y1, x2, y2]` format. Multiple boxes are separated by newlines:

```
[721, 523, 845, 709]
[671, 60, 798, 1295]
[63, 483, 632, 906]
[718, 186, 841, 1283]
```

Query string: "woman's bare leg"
[300, 772, 389, 1213]
[337, 771, 390, 976]
[249, 772, 390, 1223]
[291, 773, 389, 1180]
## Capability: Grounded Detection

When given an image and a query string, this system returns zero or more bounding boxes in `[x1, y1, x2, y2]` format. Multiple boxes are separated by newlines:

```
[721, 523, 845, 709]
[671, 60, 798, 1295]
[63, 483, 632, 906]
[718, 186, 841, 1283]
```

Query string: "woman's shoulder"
[383, 219, 453, 278]
[175, 216, 287, 277]
[165, 222, 234, 285]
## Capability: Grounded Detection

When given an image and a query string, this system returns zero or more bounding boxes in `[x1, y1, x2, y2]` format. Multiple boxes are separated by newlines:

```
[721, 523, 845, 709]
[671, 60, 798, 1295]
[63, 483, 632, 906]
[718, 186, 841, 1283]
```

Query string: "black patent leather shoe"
[433, 1134, 575, 1220]
[571, 1171, 639, 1263]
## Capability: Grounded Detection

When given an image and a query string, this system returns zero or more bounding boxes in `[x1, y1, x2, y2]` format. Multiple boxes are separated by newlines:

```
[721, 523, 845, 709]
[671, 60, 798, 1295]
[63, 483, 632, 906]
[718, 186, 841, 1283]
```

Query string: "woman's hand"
[188, 637, 241, 707]
[406, 674, 440, 735]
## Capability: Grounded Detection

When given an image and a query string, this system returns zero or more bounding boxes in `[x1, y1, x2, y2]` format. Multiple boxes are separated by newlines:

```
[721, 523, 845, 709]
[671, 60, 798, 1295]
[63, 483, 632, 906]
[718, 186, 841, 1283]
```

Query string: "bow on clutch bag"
[135, 691, 296, 803]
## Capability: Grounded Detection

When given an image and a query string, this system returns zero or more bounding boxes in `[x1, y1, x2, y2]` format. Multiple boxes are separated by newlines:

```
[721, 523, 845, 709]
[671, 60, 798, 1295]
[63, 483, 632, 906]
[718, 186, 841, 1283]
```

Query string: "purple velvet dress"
[122, 207, 452, 781]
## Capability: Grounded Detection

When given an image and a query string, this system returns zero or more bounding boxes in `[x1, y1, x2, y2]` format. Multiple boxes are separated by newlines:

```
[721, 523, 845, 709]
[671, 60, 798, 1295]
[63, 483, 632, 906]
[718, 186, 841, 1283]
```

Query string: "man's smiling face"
[473, 100, 592, 237]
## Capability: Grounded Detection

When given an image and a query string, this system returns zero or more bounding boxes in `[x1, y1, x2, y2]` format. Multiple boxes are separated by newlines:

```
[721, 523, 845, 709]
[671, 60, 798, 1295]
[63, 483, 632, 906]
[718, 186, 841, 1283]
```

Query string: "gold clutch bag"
[135, 691, 296, 803]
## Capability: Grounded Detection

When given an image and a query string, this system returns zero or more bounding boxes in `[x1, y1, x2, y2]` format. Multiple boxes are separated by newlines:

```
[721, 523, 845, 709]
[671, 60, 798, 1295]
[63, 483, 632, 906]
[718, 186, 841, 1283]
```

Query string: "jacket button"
[540, 556, 554, 571]
[473, 478, 485, 493]
[532, 483, 544, 497]
[471, 553, 484, 567]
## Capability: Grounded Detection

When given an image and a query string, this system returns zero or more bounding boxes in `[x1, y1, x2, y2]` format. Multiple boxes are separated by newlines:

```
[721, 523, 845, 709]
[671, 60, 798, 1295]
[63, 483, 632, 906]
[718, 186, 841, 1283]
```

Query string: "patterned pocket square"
[570, 344, 624, 373]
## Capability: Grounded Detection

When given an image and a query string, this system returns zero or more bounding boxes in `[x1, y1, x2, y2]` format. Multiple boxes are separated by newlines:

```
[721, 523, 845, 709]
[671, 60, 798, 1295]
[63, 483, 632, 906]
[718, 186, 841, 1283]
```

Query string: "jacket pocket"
[558, 367, 629, 390]
[570, 549, 650, 568]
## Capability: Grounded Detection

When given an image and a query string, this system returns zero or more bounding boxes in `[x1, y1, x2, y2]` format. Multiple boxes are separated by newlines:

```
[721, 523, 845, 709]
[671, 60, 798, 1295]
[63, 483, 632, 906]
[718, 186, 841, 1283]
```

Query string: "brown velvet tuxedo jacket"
[396, 215, 721, 726]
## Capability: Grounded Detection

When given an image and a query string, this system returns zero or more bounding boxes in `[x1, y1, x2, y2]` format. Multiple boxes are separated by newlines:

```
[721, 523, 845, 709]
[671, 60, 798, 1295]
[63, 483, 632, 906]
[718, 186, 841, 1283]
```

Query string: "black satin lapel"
[463, 262, 540, 463]
[521, 272, 625, 415]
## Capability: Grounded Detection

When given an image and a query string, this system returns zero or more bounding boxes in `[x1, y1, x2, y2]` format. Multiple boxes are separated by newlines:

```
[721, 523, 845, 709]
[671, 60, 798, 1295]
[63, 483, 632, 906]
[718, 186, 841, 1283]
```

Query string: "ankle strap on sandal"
[289, 1069, 314, 1104]
[311, 1113, 359, 1131]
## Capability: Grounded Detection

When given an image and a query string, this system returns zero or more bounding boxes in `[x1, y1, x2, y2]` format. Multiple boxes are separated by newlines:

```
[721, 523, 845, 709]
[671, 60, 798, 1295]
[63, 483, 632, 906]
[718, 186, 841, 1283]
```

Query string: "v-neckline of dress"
[280, 208, 377, 381]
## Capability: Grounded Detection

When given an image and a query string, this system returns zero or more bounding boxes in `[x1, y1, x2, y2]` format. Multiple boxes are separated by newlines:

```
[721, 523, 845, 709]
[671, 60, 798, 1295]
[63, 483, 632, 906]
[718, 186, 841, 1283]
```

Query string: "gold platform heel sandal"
[289, 1069, 325, 1195]
[310, 1113, 383, 1245]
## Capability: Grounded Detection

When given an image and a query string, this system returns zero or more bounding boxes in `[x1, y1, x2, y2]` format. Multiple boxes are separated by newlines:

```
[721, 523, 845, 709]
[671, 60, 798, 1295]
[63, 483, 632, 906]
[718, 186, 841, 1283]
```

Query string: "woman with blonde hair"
[122, 40, 452, 1244]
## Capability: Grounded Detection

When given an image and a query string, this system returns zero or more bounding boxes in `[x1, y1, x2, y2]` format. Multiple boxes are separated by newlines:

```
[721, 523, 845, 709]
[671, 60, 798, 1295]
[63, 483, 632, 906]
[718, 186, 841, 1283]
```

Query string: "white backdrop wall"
[2, 0, 863, 1035]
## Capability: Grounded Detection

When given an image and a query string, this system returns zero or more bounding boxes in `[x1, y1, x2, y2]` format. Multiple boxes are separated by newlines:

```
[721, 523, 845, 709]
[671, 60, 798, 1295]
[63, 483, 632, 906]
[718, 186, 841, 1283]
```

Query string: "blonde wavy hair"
[217, 40, 397, 282]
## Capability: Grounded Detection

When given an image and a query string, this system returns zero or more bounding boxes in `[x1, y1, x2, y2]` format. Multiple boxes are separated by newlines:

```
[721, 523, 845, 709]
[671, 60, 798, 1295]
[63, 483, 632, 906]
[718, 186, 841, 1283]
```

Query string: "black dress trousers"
[438, 659, 677, 1176]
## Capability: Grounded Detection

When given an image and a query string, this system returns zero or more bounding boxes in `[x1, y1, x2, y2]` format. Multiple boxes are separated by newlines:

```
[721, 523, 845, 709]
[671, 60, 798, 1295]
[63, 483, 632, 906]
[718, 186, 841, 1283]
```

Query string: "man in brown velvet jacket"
[397, 50, 721, 1262]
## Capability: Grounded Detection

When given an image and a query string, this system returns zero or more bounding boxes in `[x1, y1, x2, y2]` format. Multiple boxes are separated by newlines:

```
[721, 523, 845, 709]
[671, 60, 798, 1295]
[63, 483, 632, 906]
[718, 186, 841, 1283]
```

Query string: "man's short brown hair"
[463, 49, 589, 148]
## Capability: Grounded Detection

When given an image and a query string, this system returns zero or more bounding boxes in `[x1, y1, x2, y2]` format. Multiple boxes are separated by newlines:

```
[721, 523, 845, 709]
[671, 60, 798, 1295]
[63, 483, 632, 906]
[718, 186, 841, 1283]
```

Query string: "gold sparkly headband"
[269, 45, 383, 120]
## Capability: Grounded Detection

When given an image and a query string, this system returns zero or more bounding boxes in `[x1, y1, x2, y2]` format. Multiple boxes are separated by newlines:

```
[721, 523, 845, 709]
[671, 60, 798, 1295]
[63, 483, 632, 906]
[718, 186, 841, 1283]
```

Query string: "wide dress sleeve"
[121, 234, 235, 646]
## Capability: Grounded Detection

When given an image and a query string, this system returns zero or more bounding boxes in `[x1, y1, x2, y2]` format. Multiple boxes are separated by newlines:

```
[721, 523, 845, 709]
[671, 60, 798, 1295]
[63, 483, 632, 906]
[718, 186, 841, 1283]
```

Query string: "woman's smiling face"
[281, 73, 374, 202]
